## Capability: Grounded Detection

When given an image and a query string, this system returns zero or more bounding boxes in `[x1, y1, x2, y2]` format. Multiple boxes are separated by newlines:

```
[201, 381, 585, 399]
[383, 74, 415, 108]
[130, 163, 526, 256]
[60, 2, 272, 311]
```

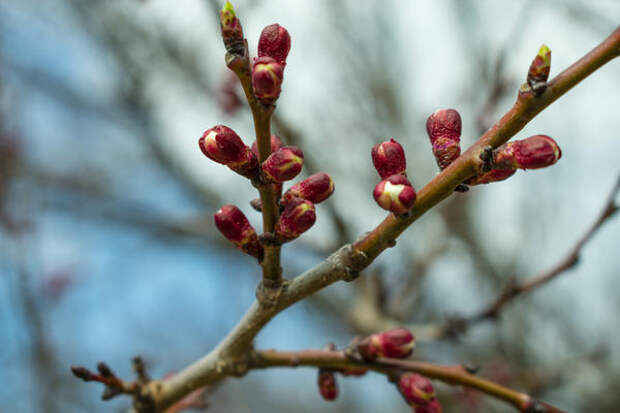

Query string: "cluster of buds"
[426, 109, 462, 170]
[214, 205, 263, 260]
[526, 45, 551, 94]
[467, 135, 561, 185]
[252, 24, 291, 104]
[356, 328, 415, 361]
[371, 140, 417, 215]
[317, 369, 338, 401]
[399, 373, 442, 413]
[199, 125, 257, 178]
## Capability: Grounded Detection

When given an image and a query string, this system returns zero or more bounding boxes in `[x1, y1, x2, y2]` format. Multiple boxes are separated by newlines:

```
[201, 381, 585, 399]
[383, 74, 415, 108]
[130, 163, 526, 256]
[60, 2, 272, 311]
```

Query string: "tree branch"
[143, 28, 620, 412]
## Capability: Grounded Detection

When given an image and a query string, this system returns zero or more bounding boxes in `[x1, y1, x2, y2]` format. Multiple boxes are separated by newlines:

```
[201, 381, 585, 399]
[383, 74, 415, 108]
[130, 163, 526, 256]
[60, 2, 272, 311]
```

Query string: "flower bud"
[281, 172, 335, 206]
[318, 369, 338, 401]
[275, 198, 316, 241]
[527, 45, 551, 92]
[466, 169, 516, 186]
[357, 328, 415, 361]
[493, 135, 561, 170]
[251, 135, 284, 161]
[214, 205, 263, 260]
[262, 146, 304, 183]
[399, 373, 436, 406]
[252, 57, 284, 103]
[258, 24, 291, 66]
[426, 109, 461, 142]
[219, 1, 244, 54]
[373, 174, 417, 214]
[426, 109, 462, 170]
[199, 126, 258, 178]
[371, 139, 407, 179]
[414, 399, 443, 413]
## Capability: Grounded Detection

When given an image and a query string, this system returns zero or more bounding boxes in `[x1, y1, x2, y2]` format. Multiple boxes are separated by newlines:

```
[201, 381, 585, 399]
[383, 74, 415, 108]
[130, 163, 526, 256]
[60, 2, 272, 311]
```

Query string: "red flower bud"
[281, 172, 335, 206]
[426, 109, 462, 142]
[252, 57, 284, 103]
[371, 139, 407, 179]
[414, 399, 443, 413]
[275, 198, 316, 241]
[373, 174, 417, 214]
[199, 126, 257, 178]
[357, 328, 415, 361]
[527, 45, 551, 92]
[493, 135, 561, 170]
[426, 109, 462, 170]
[251, 135, 284, 161]
[318, 369, 338, 401]
[219, 2, 244, 54]
[262, 146, 304, 183]
[258, 24, 291, 66]
[214, 205, 263, 260]
[399, 373, 436, 407]
[466, 169, 516, 185]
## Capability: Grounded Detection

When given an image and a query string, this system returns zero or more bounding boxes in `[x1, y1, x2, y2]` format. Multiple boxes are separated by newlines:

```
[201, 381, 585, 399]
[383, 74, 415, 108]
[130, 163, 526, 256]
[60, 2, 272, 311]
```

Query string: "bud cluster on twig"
[371, 139, 417, 215]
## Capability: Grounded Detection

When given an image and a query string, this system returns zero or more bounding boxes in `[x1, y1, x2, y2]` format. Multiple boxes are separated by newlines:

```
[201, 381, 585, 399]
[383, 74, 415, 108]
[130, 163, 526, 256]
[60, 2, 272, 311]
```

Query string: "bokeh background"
[1, 0, 619, 412]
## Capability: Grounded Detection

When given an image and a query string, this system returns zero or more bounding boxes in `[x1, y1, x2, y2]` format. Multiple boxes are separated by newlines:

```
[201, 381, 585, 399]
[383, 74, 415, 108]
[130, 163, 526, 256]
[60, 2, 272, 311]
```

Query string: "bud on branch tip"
[252, 57, 284, 104]
[258, 24, 291, 66]
[318, 369, 338, 401]
[426, 109, 462, 170]
[262, 146, 304, 183]
[220, 2, 244, 54]
[357, 328, 415, 360]
[199, 125, 258, 178]
[527, 44, 551, 93]
[275, 198, 316, 241]
[398, 373, 437, 408]
[281, 172, 335, 206]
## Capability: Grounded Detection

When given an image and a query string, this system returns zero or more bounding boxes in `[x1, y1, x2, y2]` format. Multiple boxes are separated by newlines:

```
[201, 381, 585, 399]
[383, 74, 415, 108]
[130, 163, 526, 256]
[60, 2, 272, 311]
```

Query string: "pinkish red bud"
[252, 57, 284, 103]
[399, 373, 436, 407]
[357, 328, 415, 361]
[426, 109, 462, 142]
[281, 172, 335, 206]
[262, 146, 304, 183]
[219, 2, 244, 54]
[373, 174, 417, 215]
[318, 369, 338, 401]
[493, 135, 561, 170]
[527, 45, 551, 92]
[258, 24, 291, 66]
[371, 139, 407, 179]
[199, 126, 257, 178]
[466, 169, 516, 185]
[251, 135, 284, 160]
[214, 205, 263, 260]
[426, 109, 462, 170]
[275, 198, 316, 241]
[414, 399, 443, 413]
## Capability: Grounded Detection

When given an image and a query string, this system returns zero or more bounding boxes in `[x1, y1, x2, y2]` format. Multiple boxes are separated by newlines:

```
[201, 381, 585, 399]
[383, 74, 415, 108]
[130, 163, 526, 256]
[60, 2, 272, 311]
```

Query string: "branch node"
[256, 279, 288, 307]
[454, 184, 469, 192]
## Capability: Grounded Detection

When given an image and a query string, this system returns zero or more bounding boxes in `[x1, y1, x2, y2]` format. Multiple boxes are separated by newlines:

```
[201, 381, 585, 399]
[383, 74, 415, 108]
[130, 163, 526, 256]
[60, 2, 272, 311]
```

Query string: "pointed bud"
[318, 369, 338, 401]
[371, 139, 407, 179]
[214, 205, 263, 260]
[414, 399, 443, 413]
[199, 126, 257, 178]
[262, 146, 304, 183]
[258, 24, 291, 66]
[281, 172, 335, 206]
[373, 174, 417, 214]
[251, 135, 284, 160]
[275, 198, 315, 241]
[357, 328, 415, 361]
[493, 135, 561, 170]
[527, 45, 551, 93]
[252, 57, 284, 104]
[426, 109, 462, 170]
[219, 2, 244, 54]
[399, 373, 436, 407]
[466, 168, 516, 186]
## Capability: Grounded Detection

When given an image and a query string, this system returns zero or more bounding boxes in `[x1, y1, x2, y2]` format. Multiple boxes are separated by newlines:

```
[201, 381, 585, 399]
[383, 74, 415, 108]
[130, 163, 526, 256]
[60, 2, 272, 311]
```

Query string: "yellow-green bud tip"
[222, 1, 235, 16]
[538, 44, 551, 64]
